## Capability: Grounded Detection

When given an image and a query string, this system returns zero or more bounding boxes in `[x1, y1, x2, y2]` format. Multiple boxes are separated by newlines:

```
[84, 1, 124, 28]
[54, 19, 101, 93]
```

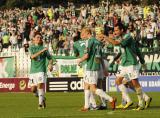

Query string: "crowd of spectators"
[0, 1, 160, 56]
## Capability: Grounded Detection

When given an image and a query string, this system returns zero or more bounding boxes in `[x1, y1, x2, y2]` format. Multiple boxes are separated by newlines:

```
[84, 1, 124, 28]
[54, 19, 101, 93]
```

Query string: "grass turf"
[0, 92, 159, 118]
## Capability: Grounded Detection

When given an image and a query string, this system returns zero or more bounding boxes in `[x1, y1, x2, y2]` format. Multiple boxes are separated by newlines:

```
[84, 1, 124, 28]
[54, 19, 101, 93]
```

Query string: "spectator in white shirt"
[9, 31, 18, 51]
[146, 24, 154, 50]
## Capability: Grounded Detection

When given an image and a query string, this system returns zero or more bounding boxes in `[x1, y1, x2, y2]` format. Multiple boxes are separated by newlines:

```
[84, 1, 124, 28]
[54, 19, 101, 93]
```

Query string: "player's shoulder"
[29, 44, 35, 49]
[93, 38, 101, 45]
[88, 37, 97, 43]
[123, 33, 132, 39]
[73, 40, 79, 47]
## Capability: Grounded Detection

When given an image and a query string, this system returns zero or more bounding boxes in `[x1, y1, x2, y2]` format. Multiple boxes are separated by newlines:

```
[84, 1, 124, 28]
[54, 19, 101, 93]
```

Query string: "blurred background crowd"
[0, 1, 160, 56]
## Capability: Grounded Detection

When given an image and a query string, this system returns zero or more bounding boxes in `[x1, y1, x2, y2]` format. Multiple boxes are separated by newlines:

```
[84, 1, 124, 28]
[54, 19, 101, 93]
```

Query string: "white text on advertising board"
[70, 79, 84, 90]
[0, 82, 15, 90]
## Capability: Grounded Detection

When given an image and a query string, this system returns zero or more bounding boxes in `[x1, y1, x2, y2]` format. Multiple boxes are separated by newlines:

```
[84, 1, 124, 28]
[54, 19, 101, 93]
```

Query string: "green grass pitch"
[0, 92, 160, 118]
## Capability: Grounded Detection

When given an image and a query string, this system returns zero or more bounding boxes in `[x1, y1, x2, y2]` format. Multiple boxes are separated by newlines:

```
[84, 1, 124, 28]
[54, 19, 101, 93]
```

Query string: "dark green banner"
[107, 53, 160, 75]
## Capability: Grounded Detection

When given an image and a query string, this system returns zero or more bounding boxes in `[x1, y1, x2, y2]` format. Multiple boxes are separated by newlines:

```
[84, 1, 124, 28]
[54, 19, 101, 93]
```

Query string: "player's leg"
[89, 91, 97, 110]
[96, 64, 107, 110]
[90, 84, 116, 110]
[116, 91, 127, 108]
[128, 65, 144, 110]
[37, 72, 46, 109]
[131, 79, 144, 110]
[88, 68, 97, 110]
[29, 74, 38, 97]
[81, 72, 91, 111]
[31, 85, 38, 97]
[82, 82, 90, 111]
[127, 81, 152, 109]
[116, 66, 133, 109]
[143, 92, 152, 108]
[89, 71, 116, 110]
[97, 79, 107, 110]
[117, 80, 133, 109]
[98, 97, 107, 110]
[37, 83, 45, 109]
[116, 76, 133, 109]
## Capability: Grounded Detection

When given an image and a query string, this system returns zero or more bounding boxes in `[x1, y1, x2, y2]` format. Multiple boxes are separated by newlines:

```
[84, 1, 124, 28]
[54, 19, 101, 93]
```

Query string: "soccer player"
[117, 78, 152, 109]
[28, 32, 53, 109]
[111, 46, 152, 109]
[107, 23, 145, 110]
[77, 27, 116, 111]
[73, 29, 97, 110]
[95, 31, 109, 110]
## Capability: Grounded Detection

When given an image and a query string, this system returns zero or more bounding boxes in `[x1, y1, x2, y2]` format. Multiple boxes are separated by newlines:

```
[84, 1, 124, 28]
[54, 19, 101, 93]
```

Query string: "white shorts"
[84, 71, 99, 85]
[29, 72, 46, 87]
[116, 65, 140, 80]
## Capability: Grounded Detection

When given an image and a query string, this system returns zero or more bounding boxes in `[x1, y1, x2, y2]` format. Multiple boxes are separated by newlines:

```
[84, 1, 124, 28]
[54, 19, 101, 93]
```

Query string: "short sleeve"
[45, 50, 52, 60]
[28, 46, 33, 56]
[120, 34, 132, 47]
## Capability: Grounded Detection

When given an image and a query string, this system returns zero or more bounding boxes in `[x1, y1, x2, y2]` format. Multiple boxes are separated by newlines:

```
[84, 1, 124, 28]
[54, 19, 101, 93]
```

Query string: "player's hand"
[53, 60, 57, 65]
[41, 48, 48, 53]
[108, 33, 114, 39]
[116, 58, 121, 64]
[48, 64, 53, 72]
[105, 40, 109, 46]
[77, 59, 81, 66]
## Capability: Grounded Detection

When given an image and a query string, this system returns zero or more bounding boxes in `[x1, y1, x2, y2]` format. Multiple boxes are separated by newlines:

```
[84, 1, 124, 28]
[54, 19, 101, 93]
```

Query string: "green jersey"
[73, 39, 87, 66]
[29, 45, 52, 74]
[73, 39, 87, 58]
[120, 33, 139, 66]
[86, 37, 102, 71]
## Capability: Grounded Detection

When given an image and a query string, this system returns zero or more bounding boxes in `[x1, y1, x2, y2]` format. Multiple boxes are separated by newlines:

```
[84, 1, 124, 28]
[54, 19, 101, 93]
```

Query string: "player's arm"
[30, 47, 48, 59]
[77, 39, 91, 65]
[48, 59, 53, 72]
[107, 33, 132, 46]
[120, 34, 132, 47]
[46, 50, 54, 72]
[112, 53, 121, 63]
[106, 34, 120, 45]
[110, 52, 121, 68]
[77, 53, 88, 66]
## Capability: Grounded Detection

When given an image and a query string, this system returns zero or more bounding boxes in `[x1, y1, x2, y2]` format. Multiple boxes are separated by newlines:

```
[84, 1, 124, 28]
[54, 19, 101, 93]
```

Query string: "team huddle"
[28, 23, 152, 111]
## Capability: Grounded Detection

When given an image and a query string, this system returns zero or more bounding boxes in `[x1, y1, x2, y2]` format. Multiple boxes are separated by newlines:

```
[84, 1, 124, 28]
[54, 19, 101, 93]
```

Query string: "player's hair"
[96, 28, 104, 35]
[81, 27, 92, 34]
[115, 23, 127, 32]
[33, 32, 42, 38]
